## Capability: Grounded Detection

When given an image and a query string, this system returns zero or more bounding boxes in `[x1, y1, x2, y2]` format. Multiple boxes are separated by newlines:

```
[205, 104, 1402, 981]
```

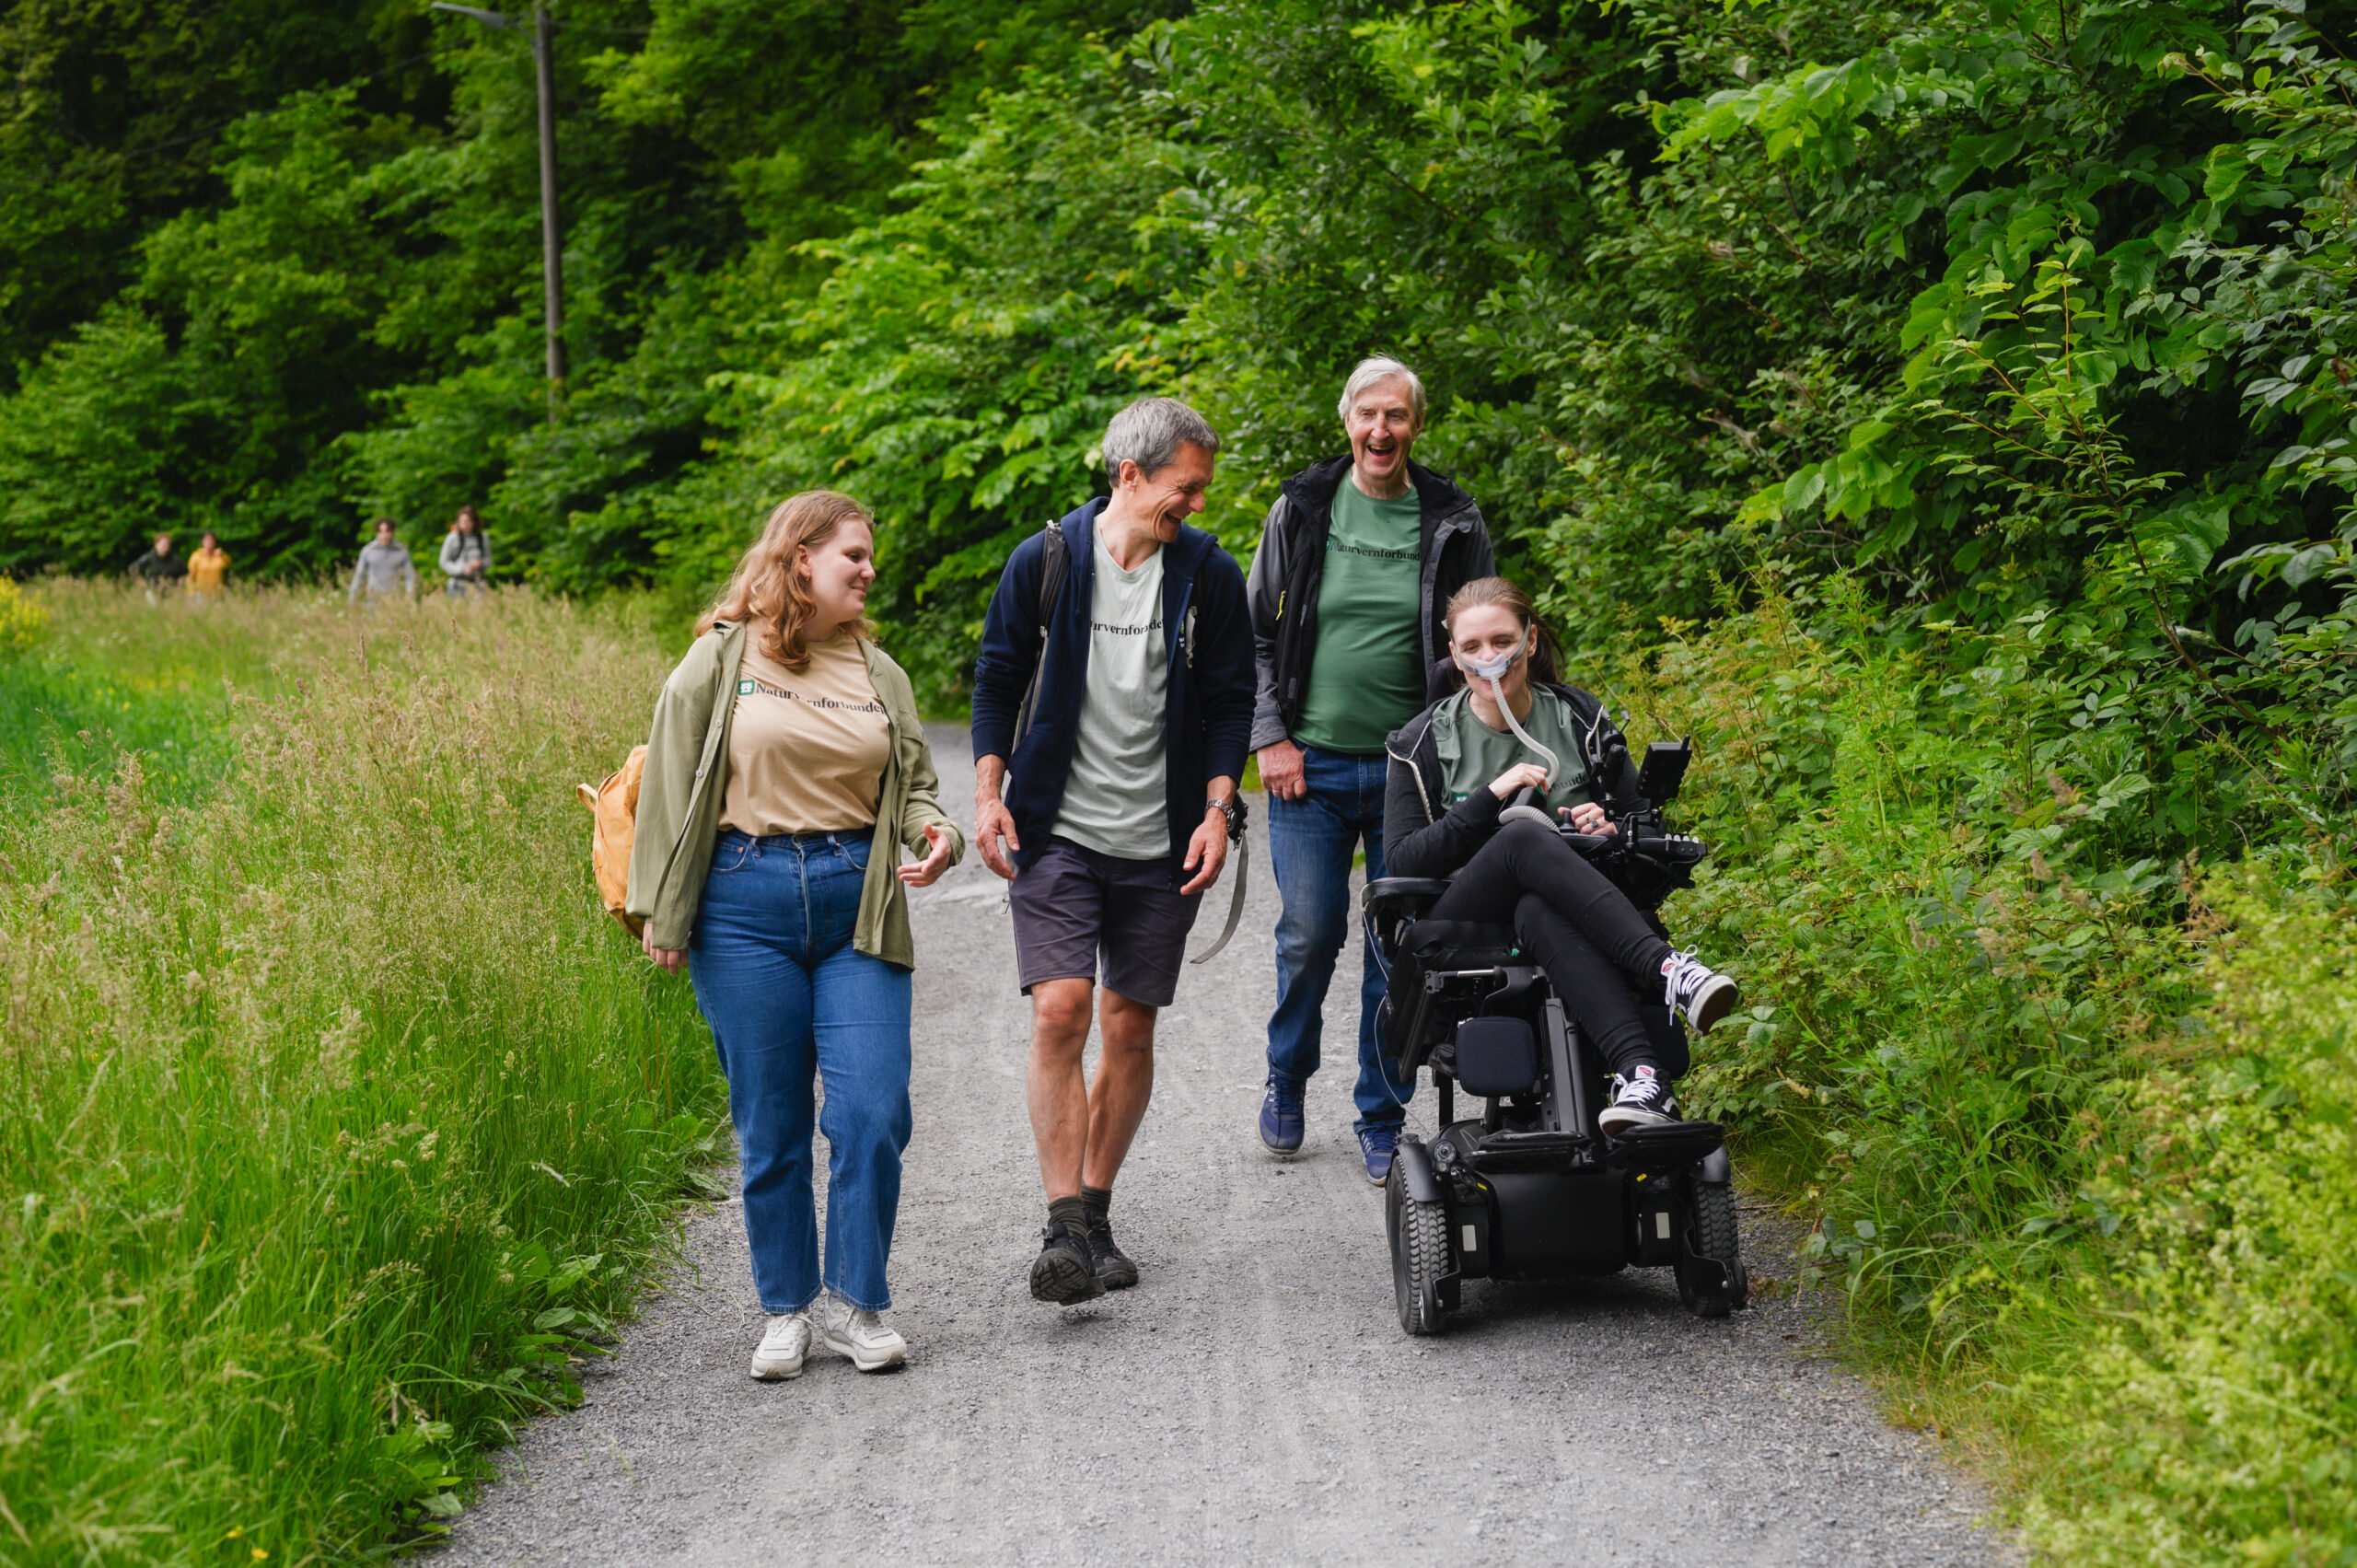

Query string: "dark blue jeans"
[1265, 746, 1413, 1132]
[688, 830, 912, 1313]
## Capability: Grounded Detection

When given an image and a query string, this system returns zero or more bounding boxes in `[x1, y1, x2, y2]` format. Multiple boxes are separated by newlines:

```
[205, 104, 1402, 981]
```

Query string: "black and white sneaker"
[1598, 1065, 1677, 1134]
[1661, 948, 1740, 1034]
[1029, 1222, 1107, 1305]
[1085, 1213, 1139, 1290]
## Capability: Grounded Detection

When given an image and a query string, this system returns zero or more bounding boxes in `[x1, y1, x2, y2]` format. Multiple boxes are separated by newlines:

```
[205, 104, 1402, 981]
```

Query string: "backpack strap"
[1011, 519, 1068, 750]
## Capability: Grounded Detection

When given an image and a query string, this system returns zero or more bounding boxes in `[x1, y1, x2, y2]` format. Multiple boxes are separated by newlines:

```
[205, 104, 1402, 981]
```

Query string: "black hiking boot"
[1085, 1212, 1139, 1290]
[1029, 1222, 1106, 1305]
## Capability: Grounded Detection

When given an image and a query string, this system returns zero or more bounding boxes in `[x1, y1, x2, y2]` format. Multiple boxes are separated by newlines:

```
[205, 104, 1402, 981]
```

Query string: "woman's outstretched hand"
[1488, 761, 1551, 800]
[900, 822, 954, 888]
[641, 922, 687, 974]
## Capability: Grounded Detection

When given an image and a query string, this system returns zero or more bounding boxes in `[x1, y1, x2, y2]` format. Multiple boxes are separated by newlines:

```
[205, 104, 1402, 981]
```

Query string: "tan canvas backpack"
[576, 745, 647, 937]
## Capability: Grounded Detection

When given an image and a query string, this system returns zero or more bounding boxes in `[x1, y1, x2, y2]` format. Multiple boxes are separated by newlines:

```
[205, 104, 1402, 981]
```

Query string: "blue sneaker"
[1259, 1072, 1305, 1155]
[1358, 1123, 1399, 1186]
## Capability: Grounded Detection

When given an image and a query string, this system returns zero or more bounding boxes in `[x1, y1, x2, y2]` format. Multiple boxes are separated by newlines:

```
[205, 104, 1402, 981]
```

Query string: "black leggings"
[1426, 819, 1687, 1079]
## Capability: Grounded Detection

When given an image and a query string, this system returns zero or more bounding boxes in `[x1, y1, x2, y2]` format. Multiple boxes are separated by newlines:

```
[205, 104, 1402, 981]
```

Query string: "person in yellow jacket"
[185, 532, 229, 601]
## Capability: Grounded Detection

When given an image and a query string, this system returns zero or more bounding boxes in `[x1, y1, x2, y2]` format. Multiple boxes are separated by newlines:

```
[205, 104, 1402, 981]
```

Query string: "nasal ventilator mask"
[1457, 628, 1559, 787]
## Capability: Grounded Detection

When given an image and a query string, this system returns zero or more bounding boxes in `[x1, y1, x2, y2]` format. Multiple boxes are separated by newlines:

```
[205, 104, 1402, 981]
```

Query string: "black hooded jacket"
[1381, 680, 1643, 879]
[1245, 456, 1494, 752]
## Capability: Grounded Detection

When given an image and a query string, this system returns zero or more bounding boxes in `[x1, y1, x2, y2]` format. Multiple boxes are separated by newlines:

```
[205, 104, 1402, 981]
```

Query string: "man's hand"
[899, 822, 955, 887]
[1488, 761, 1550, 800]
[1258, 739, 1306, 802]
[1562, 800, 1617, 837]
[1179, 804, 1229, 895]
[641, 922, 686, 974]
[974, 756, 1020, 881]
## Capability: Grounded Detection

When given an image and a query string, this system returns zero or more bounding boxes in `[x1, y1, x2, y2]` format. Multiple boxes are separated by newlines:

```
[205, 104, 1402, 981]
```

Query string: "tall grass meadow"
[0, 583, 720, 1563]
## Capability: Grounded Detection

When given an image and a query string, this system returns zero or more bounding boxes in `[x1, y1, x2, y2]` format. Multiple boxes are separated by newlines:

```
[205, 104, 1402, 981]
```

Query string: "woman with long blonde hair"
[627, 491, 963, 1380]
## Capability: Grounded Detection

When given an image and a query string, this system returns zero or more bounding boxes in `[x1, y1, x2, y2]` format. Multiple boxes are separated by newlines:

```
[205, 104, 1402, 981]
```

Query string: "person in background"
[348, 517, 418, 604]
[440, 505, 492, 598]
[628, 491, 962, 1382]
[970, 396, 1255, 1304]
[1246, 356, 1495, 1184]
[129, 534, 187, 604]
[185, 532, 230, 602]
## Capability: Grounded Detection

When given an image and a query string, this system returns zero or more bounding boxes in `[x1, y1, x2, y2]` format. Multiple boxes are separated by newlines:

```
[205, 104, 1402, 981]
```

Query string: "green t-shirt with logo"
[1434, 686, 1597, 817]
[1292, 480, 1424, 755]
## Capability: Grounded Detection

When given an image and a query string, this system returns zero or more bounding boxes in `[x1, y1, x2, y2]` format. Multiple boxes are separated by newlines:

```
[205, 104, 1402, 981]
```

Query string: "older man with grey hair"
[1247, 356, 1496, 1183]
[971, 395, 1257, 1305]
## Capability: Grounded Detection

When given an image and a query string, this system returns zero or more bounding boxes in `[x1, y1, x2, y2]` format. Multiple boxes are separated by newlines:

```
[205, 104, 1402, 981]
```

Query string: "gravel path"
[437, 726, 2007, 1567]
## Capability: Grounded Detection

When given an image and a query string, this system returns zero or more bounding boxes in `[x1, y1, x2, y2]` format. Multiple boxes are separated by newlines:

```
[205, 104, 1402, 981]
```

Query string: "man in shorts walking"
[971, 397, 1255, 1304]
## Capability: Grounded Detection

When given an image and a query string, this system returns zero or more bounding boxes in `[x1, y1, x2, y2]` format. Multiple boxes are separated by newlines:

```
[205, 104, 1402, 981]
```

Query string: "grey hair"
[1335, 356, 1427, 423]
[1102, 397, 1222, 489]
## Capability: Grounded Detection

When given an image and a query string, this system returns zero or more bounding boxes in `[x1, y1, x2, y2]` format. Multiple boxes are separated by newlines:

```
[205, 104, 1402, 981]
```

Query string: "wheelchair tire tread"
[1684, 1181, 1746, 1318]
[1393, 1183, 1451, 1336]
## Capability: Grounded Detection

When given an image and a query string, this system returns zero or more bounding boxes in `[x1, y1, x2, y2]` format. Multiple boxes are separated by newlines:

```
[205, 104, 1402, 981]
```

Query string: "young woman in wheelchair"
[1380, 576, 1739, 1134]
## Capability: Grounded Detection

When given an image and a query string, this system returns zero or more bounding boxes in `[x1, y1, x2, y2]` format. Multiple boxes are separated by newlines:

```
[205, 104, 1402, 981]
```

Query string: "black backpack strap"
[1011, 519, 1068, 750]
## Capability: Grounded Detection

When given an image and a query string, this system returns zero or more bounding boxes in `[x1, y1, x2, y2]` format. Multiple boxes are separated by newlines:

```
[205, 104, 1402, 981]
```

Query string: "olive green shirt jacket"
[624, 621, 965, 967]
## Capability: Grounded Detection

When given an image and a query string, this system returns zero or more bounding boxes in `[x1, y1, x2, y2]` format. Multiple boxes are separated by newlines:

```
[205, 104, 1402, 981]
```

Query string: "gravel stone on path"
[435, 725, 2011, 1567]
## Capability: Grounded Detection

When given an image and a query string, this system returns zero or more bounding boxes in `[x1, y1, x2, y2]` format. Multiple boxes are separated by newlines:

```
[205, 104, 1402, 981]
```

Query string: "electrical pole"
[531, 3, 563, 419]
[431, 3, 564, 423]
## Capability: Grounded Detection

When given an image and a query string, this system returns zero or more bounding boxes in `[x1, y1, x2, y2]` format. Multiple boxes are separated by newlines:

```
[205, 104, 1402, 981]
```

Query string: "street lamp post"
[431, 2, 564, 423]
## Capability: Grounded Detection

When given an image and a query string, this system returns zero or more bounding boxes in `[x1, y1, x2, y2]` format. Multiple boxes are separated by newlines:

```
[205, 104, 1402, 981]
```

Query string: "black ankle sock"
[1080, 1184, 1112, 1221]
[1048, 1195, 1089, 1237]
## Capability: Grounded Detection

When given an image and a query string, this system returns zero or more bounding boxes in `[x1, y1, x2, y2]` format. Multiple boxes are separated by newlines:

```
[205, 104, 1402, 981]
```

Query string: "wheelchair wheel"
[1387, 1167, 1452, 1336]
[1679, 1181, 1748, 1319]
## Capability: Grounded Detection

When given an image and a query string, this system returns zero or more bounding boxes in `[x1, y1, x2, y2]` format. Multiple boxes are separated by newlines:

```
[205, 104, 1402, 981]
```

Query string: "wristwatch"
[1207, 794, 1247, 840]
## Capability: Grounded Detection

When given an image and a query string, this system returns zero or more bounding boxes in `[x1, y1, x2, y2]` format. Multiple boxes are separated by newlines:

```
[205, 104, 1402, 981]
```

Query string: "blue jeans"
[688, 830, 912, 1313]
[1265, 746, 1413, 1132]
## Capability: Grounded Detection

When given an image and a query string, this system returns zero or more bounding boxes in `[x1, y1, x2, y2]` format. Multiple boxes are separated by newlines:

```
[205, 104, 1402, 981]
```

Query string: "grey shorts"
[1008, 838, 1203, 1008]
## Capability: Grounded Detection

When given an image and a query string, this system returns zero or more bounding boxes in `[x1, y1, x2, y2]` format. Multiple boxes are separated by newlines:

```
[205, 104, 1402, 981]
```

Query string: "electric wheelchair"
[1364, 738, 1748, 1334]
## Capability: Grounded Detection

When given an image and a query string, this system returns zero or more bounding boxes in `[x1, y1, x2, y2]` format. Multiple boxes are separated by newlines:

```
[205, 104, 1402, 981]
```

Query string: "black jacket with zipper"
[1381, 680, 1643, 879]
[1245, 455, 1495, 753]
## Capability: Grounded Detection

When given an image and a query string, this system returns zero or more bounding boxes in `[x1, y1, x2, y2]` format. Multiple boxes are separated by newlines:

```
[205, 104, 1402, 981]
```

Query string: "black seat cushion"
[1403, 920, 1515, 966]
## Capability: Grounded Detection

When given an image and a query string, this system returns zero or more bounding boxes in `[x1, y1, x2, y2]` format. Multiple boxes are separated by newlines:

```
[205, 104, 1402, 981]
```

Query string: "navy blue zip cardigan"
[971, 498, 1255, 877]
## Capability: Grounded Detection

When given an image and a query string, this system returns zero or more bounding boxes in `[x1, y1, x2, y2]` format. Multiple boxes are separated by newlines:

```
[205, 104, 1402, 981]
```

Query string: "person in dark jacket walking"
[970, 396, 1255, 1305]
[1246, 356, 1496, 1183]
[1384, 576, 1739, 1134]
[129, 534, 187, 602]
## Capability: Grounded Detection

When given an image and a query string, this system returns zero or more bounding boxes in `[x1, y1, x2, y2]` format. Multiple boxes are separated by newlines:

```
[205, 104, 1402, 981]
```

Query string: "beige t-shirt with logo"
[719, 632, 891, 835]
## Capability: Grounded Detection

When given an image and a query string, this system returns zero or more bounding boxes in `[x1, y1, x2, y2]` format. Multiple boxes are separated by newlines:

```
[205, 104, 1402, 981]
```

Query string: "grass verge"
[0, 583, 722, 1564]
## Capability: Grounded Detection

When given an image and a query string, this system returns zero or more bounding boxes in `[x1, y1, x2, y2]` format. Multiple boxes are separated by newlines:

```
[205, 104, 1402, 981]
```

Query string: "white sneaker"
[1598, 1065, 1677, 1134]
[817, 1292, 907, 1372]
[1662, 948, 1739, 1034]
[749, 1312, 812, 1381]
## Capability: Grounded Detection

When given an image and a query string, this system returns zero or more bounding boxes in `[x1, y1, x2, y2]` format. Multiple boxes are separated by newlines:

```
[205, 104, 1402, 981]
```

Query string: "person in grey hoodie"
[439, 505, 492, 598]
[349, 517, 419, 604]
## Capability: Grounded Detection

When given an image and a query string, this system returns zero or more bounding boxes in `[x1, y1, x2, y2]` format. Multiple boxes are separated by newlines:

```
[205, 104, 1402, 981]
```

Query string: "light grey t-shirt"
[1051, 529, 1169, 859]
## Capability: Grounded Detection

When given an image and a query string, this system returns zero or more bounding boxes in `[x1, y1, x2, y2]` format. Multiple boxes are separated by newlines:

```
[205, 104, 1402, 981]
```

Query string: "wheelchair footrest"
[1460, 1129, 1593, 1174]
[1602, 1120, 1724, 1172]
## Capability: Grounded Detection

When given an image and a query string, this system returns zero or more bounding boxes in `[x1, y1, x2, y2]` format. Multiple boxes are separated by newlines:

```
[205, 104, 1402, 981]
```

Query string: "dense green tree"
[0, 0, 438, 381]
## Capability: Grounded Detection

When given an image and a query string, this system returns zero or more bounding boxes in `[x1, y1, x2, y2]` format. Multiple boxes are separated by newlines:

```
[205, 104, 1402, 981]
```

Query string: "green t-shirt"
[1434, 687, 1597, 818]
[1292, 480, 1424, 755]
